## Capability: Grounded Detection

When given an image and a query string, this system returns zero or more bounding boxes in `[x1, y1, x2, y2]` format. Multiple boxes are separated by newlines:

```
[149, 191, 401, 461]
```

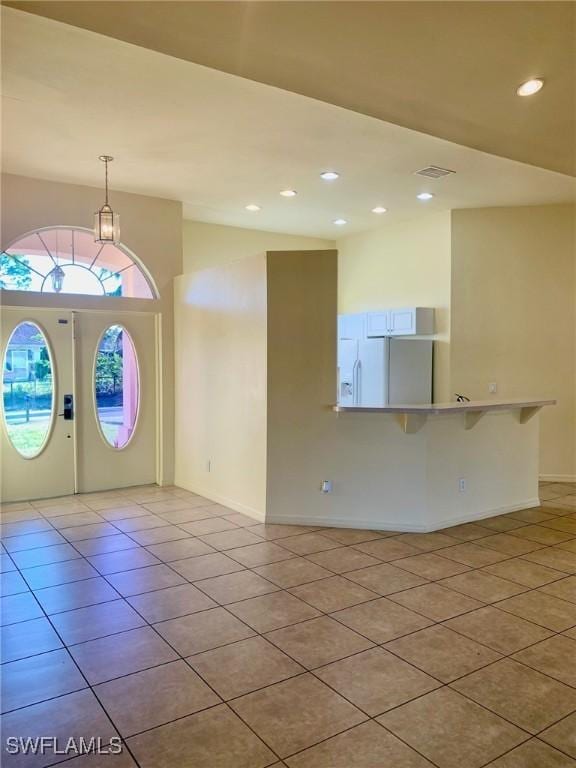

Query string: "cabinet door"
[388, 308, 416, 336]
[365, 311, 390, 337]
[338, 313, 365, 340]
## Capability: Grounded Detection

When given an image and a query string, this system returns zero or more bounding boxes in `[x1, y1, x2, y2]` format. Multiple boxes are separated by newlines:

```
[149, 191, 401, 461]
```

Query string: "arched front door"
[1, 307, 158, 502]
[1, 227, 159, 502]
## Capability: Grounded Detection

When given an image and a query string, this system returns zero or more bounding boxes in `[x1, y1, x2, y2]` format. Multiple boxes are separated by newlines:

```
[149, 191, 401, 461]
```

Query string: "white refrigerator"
[338, 335, 433, 407]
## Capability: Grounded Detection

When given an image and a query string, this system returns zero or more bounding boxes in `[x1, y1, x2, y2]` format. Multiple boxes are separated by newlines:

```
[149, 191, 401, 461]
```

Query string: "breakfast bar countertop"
[333, 398, 556, 433]
[333, 398, 556, 414]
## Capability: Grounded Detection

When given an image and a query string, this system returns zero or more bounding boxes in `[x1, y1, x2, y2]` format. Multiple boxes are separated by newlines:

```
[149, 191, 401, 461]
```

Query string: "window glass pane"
[73, 231, 110, 269]
[93, 242, 133, 273]
[1, 252, 43, 291]
[1, 228, 155, 298]
[2, 322, 54, 458]
[95, 325, 140, 449]
[42, 265, 105, 296]
[39, 228, 74, 266]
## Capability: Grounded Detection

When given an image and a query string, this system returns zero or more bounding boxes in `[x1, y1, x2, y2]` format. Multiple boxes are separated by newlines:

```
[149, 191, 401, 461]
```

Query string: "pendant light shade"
[49, 264, 65, 293]
[94, 155, 120, 244]
[94, 204, 120, 244]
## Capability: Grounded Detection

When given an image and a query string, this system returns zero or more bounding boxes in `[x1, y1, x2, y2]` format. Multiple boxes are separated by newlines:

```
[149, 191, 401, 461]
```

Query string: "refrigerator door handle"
[351, 360, 358, 405]
[354, 359, 361, 405]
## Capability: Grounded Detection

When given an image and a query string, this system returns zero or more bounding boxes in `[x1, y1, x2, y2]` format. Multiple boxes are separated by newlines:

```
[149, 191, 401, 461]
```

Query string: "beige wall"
[265, 249, 539, 530]
[1, 173, 183, 484]
[183, 219, 333, 272]
[337, 212, 452, 401]
[267, 410, 540, 532]
[450, 205, 576, 480]
[266, 250, 339, 517]
[174, 257, 268, 518]
[337, 205, 576, 478]
[174, 247, 541, 530]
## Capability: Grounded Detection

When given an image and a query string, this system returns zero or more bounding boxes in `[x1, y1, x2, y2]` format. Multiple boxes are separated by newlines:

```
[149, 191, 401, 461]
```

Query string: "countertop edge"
[332, 399, 557, 415]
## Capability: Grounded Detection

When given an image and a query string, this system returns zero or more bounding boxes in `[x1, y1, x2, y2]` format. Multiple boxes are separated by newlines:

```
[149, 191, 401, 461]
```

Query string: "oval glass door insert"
[2, 322, 55, 458]
[95, 325, 140, 449]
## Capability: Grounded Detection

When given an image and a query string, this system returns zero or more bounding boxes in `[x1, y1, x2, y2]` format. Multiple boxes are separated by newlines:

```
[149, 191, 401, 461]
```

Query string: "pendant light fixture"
[48, 227, 65, 292]
[94, 155, 120, 244]
[49, 264, 65, 293]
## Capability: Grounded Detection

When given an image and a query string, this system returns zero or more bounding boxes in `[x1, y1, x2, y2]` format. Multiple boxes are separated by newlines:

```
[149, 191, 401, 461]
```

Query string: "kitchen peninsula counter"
[267, 398, 556, 533]
[333, 399, 556, 433]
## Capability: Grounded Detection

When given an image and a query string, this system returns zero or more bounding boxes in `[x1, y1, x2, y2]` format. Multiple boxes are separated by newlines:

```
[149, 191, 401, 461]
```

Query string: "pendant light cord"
[99, 155, 113, 207]
[104, 157, 109, 206]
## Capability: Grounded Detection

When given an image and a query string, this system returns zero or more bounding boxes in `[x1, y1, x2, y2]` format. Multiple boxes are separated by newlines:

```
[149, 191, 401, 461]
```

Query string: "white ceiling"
[2, 8, 575, 239]
[7, 0, 576, 176]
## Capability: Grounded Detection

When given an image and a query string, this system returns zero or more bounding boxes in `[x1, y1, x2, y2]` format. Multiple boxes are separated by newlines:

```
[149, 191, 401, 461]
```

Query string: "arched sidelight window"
[3, 321, 55, 458]
[0, 227, 157, 299]
[94, 325, 140, 450]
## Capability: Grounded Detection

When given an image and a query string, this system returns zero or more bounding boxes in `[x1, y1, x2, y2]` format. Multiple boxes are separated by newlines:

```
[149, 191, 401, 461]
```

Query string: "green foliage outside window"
[95, 327, 124, 395]
[0, 254, 32, 290]
[34, 347, 51, 381]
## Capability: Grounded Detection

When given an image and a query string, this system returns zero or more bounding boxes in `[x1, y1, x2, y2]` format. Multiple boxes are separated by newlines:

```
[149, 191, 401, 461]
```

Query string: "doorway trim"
[1, 302, 162, 498]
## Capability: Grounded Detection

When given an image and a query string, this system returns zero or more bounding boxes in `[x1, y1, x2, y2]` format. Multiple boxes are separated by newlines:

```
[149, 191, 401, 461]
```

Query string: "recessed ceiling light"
[333, 218, 348, 226]
[417, 192, 434, 201]
[372, 206, 388, 214]
[245, 204, 261, 212]
[517, 78, 544, 97]
[320, 171, 340, 181]
[280, 189, 297, 197]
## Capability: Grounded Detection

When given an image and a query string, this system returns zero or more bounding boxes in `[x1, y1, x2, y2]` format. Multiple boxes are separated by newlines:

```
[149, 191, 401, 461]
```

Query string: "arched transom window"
[0, 227, 157, 299]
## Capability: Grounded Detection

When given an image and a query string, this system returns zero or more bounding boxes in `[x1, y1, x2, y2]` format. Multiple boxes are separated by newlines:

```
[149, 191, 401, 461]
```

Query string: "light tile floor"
[2, 483, 576, 766]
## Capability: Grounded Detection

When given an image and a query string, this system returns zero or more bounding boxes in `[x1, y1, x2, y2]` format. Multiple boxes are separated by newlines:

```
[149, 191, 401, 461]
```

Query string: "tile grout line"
[1, 569, 145, 768]
[3, 485, 576, 766]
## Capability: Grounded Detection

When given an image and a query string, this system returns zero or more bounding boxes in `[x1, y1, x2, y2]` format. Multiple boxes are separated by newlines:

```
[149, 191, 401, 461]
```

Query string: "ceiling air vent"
[414, 166, 456, 179]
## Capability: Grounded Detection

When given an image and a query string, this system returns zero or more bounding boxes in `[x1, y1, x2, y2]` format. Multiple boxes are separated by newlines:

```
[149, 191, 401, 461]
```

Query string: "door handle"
[59, 394, 74, 420]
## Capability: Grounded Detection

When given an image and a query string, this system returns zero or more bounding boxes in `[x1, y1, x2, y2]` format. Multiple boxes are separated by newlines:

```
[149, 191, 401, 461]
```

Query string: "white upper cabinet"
[338, 312, 366, 340]
[366, 308, 434, 337]
[365, 311, 390, 337]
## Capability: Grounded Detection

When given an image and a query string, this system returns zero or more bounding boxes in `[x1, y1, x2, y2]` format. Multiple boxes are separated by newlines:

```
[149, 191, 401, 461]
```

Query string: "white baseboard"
[174, 484, 265, 523]
[267, 498, 541, 533]
[171, 488, 541, 532]
[540, 474, 576, 483]
[427, 498, 541, 532]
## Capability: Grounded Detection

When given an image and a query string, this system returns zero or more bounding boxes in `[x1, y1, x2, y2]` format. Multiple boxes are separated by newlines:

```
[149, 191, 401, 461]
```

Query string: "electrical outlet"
[488, 382, 497, 394]
[459, 478, 467, 493]
[321, 480, 332, 494]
